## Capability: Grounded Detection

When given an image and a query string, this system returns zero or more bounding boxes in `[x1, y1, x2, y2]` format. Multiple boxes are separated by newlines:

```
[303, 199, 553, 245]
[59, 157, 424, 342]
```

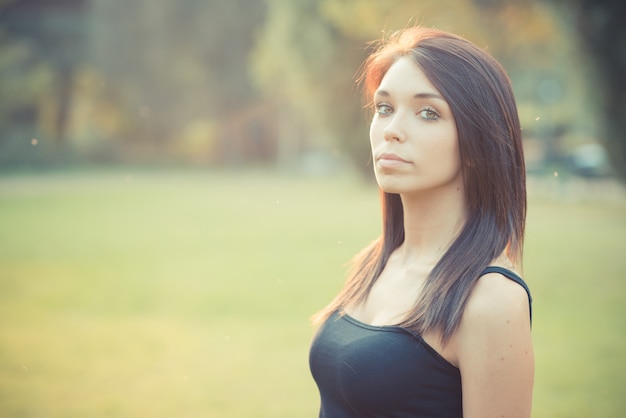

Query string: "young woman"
[309, 27, 533, 418]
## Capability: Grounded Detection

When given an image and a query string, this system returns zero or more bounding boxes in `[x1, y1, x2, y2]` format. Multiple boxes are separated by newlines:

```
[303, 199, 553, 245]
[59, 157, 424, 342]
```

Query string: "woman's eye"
[375, 103, 393, 115]
[418, 107, 440, 121]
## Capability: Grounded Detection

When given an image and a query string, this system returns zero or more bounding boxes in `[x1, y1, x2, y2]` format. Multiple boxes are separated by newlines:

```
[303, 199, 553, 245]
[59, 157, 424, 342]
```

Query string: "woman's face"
[370, 56, 462, 197]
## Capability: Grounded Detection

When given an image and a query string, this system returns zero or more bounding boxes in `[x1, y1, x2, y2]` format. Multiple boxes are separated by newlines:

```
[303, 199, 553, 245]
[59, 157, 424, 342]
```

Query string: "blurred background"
[0, 0, 624, 417]
[0, 0, 624, 178]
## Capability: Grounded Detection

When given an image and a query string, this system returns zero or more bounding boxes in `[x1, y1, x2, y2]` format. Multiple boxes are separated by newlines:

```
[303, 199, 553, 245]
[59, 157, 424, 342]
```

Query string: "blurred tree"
[251, 0, 370, 170]
[0, 34, 51, 134]
[252, 0, 564, 176]
[0, 0, 607, 172]
[0, 0, 87, 144]
[89, 0, 266, 163]
[561, 0, 626, 182]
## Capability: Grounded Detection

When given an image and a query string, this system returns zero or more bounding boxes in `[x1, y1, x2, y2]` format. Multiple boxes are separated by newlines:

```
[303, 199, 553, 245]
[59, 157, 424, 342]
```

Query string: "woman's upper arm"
[456, 273, 534, 418]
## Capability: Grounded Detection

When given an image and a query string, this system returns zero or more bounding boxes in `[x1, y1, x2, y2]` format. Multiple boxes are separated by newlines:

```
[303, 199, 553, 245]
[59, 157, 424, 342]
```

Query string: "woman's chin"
[375, 177, 409, 195]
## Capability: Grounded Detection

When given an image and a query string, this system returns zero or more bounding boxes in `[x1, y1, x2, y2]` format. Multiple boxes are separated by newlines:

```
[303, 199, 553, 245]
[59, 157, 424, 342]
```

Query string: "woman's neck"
[397, 187, 467, 266]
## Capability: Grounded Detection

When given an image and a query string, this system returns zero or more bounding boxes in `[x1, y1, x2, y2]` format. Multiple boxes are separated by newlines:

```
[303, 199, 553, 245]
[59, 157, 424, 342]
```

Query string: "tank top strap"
[481, 266, 533, 325]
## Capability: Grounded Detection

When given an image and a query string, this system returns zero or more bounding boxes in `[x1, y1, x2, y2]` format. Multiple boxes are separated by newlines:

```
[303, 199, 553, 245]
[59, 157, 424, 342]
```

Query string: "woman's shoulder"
[457, 264, 532, 342]
[469, 268, 529, 317]
[469, 254, 530, 314]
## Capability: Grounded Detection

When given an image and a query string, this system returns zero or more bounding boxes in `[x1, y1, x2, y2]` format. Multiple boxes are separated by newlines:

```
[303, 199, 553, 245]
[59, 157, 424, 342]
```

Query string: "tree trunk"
[576, 0, 626, 182]
[54, 67, 74, 144]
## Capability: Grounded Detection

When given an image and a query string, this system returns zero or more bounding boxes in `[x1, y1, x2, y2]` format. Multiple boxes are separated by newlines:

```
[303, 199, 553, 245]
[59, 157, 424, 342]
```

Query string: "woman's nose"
[383, 115, 407, 142]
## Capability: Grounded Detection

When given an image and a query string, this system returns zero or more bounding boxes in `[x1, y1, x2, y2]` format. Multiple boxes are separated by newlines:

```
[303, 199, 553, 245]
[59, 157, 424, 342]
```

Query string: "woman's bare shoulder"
[462, 269, 530, 331]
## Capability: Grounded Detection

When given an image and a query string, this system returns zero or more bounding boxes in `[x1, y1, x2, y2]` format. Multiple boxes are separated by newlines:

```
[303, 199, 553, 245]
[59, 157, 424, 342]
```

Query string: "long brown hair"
[313, 27, 526, 343]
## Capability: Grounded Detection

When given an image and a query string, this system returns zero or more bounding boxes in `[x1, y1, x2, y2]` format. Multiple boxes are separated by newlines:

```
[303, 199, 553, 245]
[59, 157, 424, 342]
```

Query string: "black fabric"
[309, 266, 532, 418]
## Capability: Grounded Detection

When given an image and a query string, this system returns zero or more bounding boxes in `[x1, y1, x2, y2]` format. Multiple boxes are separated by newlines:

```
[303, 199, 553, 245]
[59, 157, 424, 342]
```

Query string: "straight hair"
[313, 27, 526, 343]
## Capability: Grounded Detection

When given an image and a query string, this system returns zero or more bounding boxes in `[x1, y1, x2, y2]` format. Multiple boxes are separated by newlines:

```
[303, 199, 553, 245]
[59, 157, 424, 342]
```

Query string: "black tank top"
[309, 266, 532, 418]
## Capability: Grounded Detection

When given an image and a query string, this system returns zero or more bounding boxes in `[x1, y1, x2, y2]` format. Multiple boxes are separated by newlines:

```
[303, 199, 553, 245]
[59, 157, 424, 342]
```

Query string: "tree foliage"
[0, 0, 87, 156]
[0, 0, 620, 178]
[89, 0, 266, 162]
[252, 0, 570, 176]
[251, 0, 369, 168]
[0, 0, 266, 166]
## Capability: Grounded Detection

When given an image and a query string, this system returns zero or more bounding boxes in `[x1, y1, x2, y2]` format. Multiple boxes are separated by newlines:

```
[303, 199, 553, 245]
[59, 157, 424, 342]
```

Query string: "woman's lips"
[377, 153, 411, 167]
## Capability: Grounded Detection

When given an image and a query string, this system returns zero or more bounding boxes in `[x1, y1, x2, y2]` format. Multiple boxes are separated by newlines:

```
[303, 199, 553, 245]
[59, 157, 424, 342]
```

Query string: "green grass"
[0, 169, 624, 417]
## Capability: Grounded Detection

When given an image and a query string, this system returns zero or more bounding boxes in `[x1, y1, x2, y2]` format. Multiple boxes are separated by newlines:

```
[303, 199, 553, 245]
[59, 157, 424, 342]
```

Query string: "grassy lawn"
[0, 169, 624, 417]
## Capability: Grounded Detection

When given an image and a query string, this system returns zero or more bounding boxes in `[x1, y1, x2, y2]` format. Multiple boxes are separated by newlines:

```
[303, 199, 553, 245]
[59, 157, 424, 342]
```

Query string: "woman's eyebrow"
[374, 89, 445, 101]
[413, 92, 445, 101]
